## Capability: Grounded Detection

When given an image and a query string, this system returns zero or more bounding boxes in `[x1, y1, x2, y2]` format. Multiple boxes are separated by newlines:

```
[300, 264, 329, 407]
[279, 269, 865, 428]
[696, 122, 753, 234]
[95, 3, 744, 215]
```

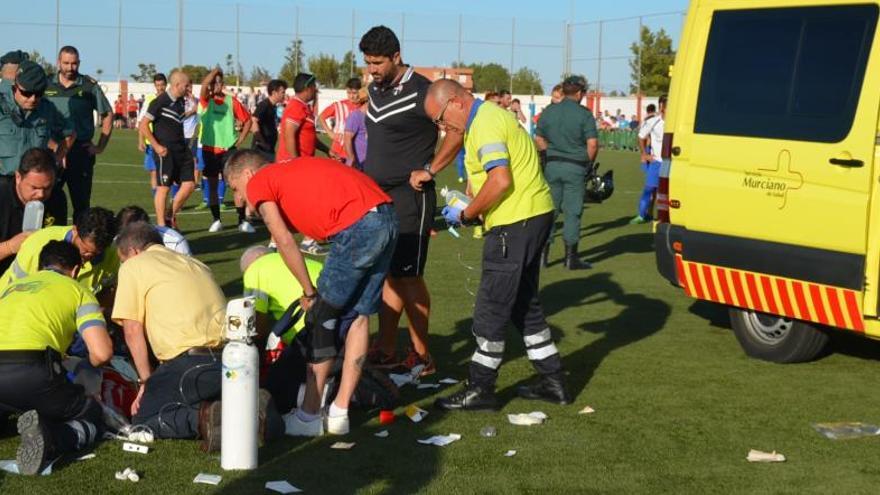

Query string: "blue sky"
[0, 0, 688, 93]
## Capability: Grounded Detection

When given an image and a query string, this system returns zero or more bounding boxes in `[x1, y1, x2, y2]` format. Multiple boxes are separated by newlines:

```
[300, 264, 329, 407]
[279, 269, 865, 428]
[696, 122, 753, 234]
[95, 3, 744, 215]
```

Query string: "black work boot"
[517, 373, 572, 405]
[16, 410, 55, 476]
[564, 243, 592, 270]
[434, 382, 499, 411]
[541, 243, 551, 268]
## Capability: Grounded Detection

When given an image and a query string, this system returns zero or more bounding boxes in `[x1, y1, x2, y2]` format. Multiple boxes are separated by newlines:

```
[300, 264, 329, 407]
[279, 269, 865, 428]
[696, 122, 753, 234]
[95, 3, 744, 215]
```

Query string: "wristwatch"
[422, 163, 436, 178]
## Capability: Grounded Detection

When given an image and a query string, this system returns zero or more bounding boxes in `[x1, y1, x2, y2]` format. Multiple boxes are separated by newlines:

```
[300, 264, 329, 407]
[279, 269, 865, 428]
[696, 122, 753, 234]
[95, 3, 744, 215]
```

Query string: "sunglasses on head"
[15, 86, 42, 98]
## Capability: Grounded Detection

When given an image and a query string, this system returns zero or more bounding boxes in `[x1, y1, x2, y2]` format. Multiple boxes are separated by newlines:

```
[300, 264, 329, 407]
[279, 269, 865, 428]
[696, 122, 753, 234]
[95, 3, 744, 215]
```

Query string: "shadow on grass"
[582, 215, 632, 237]
[444, 271, 670, 405]
[828, 330, 880, 361]
[688, 300, 731, 330]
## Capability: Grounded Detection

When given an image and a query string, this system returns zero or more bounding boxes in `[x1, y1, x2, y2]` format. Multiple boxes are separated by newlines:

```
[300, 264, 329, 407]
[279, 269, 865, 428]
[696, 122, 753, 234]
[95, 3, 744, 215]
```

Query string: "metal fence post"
[597, 20, 603, 94]
[509, 17, 515, 93]
[294, 6, 300, 75]
[350, 9, 356, 78]
[235, 3, 240, 84]
[117, 0, 122, 81]
[637, 16, 642, 96]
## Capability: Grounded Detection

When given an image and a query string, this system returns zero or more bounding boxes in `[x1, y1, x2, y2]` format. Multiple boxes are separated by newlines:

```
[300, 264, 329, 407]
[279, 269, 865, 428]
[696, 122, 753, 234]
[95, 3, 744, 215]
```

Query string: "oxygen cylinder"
[221, 298, 259, 470]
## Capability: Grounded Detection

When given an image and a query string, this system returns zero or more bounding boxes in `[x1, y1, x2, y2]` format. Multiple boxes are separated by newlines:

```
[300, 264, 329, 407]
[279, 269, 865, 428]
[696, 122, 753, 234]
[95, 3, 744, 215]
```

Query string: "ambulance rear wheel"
[728, 308, 829, 363]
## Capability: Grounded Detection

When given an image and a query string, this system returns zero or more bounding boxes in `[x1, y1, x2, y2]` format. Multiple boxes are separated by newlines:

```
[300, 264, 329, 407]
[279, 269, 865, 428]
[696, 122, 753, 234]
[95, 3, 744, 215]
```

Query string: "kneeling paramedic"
[111, 222, 282, 451]
[411, 80, 571, 410]
[0, 241, 113, 475]
[225, 150, 398, 436]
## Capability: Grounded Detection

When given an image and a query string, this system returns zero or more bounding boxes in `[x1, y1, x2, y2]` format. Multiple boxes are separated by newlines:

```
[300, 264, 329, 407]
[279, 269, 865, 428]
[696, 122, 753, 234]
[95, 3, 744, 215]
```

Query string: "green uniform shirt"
[243, 253, 323, 344]
[45, 74, 111, 143]
[536, 98, 598, 163]
[464, 99, 554, 230]
[0, 226, 119, 294]
[0, 83, 73, 175]
[0, 269, 105, 352]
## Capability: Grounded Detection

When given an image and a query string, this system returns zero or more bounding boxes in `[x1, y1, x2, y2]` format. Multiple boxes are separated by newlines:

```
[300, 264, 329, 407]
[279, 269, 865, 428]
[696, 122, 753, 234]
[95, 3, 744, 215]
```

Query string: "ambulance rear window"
[695, 5, 878, 143]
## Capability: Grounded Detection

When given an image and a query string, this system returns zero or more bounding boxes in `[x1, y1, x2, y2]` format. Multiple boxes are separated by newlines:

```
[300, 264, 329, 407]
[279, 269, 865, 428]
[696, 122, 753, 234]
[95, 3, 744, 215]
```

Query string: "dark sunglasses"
[433, 98, 452, 125]
[15, 86, 43, 99]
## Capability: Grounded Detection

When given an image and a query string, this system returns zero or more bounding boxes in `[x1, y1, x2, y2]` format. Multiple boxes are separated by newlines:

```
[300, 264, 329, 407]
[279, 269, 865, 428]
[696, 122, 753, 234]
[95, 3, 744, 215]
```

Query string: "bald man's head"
[168, 70, 190, 98]
[425, 79, 473, 135]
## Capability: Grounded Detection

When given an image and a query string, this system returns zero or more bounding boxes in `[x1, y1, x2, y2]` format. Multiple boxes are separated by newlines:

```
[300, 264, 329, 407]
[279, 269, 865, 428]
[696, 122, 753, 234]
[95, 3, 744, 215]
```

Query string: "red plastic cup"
[379, 410, 395, 425]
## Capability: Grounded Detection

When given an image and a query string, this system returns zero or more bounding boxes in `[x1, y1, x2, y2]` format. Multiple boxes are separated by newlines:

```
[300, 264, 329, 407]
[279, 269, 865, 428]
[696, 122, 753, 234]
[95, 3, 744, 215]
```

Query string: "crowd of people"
[0, 24, 665, 476]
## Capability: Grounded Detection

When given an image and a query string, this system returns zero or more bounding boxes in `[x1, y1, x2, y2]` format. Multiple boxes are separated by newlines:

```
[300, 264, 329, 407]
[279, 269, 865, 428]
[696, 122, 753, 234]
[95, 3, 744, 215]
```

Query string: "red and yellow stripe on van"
[675, 254, 864, 332]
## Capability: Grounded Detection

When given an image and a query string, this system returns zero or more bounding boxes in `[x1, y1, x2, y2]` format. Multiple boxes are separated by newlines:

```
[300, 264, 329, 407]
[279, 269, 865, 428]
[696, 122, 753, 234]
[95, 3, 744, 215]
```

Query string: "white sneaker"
[283, 412, 324, 437]
[238, 221, 255, 233]
[325, 413, 350, 435]
[208, 220, 222, 233]
[299, 239, 329, 256]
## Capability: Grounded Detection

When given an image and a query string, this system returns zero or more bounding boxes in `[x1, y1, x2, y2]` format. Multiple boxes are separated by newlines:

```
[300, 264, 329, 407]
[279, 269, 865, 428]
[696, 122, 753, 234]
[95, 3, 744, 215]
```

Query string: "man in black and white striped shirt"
[139, 70, 195, 229]
[359, 26, 463, 375]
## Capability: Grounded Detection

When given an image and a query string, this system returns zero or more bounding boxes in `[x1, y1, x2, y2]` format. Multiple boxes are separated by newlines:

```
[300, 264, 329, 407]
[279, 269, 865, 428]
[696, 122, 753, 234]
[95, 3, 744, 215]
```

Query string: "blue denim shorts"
[318, 203, 398, 315]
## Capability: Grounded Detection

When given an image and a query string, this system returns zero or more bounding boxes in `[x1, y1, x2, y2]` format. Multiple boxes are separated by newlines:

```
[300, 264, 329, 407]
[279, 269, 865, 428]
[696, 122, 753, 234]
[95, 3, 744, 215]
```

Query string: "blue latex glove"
[442, 205, 464, 227]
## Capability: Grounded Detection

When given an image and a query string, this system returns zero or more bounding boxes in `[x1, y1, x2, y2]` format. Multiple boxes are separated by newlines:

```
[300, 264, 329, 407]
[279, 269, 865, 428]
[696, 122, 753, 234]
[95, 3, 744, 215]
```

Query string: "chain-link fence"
[566, 11, 686, 95]
[0, 0, 683, 95]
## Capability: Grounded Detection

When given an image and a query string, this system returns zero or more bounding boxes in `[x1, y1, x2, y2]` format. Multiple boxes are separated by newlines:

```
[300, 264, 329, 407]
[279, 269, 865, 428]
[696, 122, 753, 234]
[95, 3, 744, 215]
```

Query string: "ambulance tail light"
[656, 132, 674, 223]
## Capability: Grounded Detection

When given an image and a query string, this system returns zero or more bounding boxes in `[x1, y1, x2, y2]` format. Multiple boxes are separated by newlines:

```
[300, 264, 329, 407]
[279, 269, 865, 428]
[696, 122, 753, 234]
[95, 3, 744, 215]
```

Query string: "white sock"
[329, 402, 348, 418]
[296, 409, 320, 422]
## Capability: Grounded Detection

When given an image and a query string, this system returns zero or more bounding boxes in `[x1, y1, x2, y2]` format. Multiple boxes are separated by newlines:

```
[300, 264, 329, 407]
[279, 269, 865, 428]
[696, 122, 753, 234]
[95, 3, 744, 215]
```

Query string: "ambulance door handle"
[829, 158, 864, 168]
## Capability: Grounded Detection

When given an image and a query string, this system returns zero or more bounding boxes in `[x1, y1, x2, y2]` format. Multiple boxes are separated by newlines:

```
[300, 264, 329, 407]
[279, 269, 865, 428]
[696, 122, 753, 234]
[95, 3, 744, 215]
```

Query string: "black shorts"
[154, 145, 195, 187]
[202, 149, 233, 178]
[386, 184, 435, 278]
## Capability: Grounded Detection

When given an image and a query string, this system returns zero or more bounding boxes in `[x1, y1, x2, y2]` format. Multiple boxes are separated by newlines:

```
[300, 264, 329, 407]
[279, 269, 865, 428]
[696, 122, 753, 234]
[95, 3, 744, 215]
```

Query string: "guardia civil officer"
[535, 75, 599, 269]
[0, 61, 72, 225]
[45, 46, 113, 223]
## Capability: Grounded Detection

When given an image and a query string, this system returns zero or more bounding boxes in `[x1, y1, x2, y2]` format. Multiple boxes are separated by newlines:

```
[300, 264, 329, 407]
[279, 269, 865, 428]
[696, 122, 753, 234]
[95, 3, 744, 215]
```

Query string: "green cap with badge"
[0, 50, 29, 66]
[15, 61, 48, 93]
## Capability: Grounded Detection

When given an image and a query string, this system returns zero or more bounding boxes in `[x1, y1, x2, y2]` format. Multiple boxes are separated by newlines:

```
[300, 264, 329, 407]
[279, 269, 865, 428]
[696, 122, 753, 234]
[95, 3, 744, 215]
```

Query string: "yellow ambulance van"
[654, 0, 880, 362]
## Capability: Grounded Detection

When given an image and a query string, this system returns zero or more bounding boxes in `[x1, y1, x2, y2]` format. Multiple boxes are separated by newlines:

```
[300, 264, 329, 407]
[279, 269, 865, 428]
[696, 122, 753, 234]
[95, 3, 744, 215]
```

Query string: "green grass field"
[1, 129, 880, 494]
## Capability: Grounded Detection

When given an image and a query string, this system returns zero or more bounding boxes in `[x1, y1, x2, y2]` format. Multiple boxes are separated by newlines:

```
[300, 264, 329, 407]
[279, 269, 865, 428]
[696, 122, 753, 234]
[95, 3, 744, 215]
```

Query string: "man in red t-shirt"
[318, 77, 361, 161]
[277, 73, 318, 161]
[225, 150, 397, 438]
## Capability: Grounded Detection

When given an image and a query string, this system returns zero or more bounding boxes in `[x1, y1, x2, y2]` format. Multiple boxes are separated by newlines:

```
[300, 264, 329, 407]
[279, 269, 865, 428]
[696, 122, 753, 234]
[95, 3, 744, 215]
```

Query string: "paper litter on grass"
[0, 459, 54, 475]
[416, 383, 440, 390]
[504, 450, 517, 457]
[193, 473, 222, 485]
[417, 433, 462, 447]
[812, 422, 880, 440]
[76, 453, 96, 461]
[439, 378, 459, 385]
[330, 442, 355, 450]
[578, 406, 595, 415]
[266, 480, 303, 493]
[406, 405, 428, 423]
[389, 364, 426, 388]
[507, 411, 548, 426]
[374, 430, 390, 438]
[746, 450, 786, 463]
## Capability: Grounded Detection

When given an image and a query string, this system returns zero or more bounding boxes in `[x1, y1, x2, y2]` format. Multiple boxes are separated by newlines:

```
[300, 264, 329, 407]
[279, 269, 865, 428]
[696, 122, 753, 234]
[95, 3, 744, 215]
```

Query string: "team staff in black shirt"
[251, 79, 288, 157]
[0, 148, 57, 274]
[138, 70, 194, 229]
[359, 26, 463, 374]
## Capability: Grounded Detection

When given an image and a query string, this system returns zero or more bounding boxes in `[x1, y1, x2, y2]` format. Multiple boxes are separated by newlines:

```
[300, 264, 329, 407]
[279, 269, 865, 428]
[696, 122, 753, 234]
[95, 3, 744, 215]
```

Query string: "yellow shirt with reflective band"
[0, 226, 120, 294]
[464, 99, 554, 229]
[0, 270, 105, 352]
[243, 253, 323, 344]
[112, 245, 224, 361]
